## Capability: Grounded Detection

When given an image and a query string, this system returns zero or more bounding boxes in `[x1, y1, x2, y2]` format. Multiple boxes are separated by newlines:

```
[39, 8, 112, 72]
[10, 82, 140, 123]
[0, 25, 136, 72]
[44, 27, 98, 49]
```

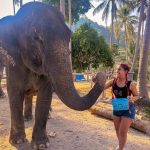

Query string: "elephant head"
[0, 2, 106, 111]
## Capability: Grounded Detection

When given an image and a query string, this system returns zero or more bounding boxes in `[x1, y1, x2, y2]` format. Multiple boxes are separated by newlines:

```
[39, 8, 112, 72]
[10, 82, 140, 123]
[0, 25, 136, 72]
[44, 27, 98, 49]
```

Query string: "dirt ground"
[0, 88, 150, 150]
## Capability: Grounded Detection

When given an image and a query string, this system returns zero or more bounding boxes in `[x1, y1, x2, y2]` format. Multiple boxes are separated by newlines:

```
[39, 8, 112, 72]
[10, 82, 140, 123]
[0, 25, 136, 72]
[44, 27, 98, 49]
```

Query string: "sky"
[0, 0, 111, 26]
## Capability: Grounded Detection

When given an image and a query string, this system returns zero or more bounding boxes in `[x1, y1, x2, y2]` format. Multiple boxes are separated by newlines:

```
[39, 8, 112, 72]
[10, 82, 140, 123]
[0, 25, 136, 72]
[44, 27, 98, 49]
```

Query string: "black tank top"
[112, 79, 132, 98]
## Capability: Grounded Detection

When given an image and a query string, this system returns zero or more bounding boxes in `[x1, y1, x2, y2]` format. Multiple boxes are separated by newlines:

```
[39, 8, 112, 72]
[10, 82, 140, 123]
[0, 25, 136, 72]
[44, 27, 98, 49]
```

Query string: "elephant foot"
[31, 136, 50, 150]
[24, 115, 33, 121]
[9, 129, 27, 144]
[9, 134, 27, 144]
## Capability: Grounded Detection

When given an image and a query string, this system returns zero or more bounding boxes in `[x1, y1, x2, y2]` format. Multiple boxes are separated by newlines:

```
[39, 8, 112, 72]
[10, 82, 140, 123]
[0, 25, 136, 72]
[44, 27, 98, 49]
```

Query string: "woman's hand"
[92, 75, 97, 83]
[127, 96, 139, 103]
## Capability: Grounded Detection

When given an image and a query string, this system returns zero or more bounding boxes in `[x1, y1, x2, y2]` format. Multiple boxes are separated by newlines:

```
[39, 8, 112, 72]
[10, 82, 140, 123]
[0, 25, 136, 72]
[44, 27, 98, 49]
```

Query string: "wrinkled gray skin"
[0, 56, 33, 120]
[0, 56, 6, 98]
[24, 94, 34, 121]
[0, 2, 106, 149]
[24, 94, 52, 121]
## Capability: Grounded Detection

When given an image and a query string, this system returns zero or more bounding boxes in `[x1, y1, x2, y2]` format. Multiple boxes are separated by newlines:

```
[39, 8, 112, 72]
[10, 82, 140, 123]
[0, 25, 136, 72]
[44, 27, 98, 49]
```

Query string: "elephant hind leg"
[24, 94, 33, 121]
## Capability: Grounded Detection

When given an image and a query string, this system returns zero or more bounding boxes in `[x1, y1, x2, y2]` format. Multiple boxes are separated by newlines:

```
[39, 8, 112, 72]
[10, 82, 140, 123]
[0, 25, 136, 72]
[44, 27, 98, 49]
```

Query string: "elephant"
[24, 93, 52, 121]
[0, 2, 106, 149]
[0, 60, 49, 121]
[0, 56, 6, 98]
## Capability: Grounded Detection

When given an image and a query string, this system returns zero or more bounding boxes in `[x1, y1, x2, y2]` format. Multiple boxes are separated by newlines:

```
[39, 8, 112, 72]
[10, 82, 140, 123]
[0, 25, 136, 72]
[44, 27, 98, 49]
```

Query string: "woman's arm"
[104, 79, 114, 90]
[92, 76, 114, 90]
[129, 82, 139, 102]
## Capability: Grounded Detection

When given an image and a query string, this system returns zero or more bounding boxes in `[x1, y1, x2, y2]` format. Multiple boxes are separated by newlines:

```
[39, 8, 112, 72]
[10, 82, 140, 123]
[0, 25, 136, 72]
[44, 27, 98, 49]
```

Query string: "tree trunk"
[20, 0, 23, 7]
[137, 1, 150, 98]
[90, 103, 150, 135]
[68, 0, 72, 71]
[130, 0, 145, 72]
[110, 10, 114, 50]
[110, 0, 115, 50]
[60, 0, 65, 17]
[13, 0, 16, 15]
[124, 22, 128, 63]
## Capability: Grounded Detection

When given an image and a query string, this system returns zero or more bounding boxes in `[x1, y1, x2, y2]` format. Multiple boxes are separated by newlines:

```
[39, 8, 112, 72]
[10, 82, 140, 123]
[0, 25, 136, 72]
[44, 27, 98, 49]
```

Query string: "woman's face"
[117, 66, 127, 78]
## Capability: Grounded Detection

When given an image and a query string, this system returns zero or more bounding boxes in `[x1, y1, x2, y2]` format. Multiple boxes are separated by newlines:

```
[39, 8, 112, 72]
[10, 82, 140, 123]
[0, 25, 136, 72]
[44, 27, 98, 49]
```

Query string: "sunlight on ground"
[74, 81, 112, 97]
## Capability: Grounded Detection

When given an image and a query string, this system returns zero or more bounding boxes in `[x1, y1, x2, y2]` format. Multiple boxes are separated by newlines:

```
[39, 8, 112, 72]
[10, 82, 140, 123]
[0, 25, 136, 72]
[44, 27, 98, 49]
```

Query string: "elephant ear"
[20, 28, 46, 74]
[0, 43, 16, 66]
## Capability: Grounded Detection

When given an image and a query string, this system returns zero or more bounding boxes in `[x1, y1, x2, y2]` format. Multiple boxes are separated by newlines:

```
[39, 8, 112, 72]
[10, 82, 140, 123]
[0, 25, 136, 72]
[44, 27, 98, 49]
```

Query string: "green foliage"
[42, 0, 91, 23]
[72, 23, 114, 72]
[129, 41, 136, 55]
[111, 44, 119, 55]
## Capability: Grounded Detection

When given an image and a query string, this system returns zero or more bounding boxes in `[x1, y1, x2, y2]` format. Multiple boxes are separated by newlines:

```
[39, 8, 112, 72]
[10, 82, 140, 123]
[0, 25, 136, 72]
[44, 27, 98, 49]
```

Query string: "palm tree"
[60, 0, 65, 17]
[114, 21, 121, 45]
[13, 0, 23, 14]
[20, 0, 23, 7]
[115, 6, 138, 63]
[130, 0, 148, 72]
[15, 0, 23, 7]
[137, 0, 150, 97]
[93, 0, 127, 50]
[68, 0, 72, 70]
[13, 0, 16, 15]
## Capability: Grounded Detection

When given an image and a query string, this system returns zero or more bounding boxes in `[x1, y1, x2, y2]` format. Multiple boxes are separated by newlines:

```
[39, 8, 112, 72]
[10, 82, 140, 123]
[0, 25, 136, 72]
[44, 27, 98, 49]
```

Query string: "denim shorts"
[113, 103, 135, 119]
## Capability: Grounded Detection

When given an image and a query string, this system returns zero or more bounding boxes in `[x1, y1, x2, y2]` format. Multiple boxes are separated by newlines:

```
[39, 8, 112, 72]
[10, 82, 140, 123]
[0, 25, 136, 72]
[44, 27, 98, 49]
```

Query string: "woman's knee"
[119, 129, 127, 138]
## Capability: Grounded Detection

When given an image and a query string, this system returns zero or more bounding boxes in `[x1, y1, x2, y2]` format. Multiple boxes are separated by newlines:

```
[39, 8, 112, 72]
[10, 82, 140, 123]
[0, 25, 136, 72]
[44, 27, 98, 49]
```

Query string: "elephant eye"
[33, 36, 40, 41]
[32, 55, 42, 67]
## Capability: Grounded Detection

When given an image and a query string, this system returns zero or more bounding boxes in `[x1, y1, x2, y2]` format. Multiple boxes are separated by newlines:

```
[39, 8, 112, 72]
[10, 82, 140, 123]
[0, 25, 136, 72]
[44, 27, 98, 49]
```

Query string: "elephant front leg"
[24, 94, 33, 121]
[32, 81, 52, 149]
[8, 89, 27, 144]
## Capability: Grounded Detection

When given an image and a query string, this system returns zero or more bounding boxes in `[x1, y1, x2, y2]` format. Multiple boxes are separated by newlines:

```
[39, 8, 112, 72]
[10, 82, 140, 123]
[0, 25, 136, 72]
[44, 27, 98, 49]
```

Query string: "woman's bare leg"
[113, 116, 121, 140]
[118, 117, 132, 150]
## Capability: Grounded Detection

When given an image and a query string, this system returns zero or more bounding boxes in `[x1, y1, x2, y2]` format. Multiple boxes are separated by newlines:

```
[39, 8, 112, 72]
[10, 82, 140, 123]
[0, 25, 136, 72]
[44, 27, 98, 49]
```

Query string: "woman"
[102, 64, 139, 150]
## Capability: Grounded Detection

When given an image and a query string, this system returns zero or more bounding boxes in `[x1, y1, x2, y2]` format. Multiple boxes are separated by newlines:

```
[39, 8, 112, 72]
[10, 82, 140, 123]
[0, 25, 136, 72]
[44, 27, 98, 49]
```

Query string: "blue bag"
[112, 98, 129, 111]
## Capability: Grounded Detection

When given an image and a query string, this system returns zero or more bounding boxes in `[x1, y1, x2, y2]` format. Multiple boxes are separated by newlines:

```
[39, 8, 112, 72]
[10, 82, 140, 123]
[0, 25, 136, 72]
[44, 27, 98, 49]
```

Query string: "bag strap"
[112, 78, 131, 99]
[111, 78, 117, 99]
[126, 80, 132, 96]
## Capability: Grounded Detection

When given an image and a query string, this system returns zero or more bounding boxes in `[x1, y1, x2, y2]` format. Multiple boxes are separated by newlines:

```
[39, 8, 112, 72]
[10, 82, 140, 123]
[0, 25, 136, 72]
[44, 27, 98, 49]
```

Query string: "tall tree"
[60, 0, 65, 17]
[130, 0, 147, 72]
[13, 0, 16, 15]
[15, 0, 23, 7]
[72, 23, 114, 72]
[93, 0, 127, 50]
[43, 0, 91, 23]
[68, 0, 72, 66]
[20, 0, 23, 7]
[115, 6, 137, 63]
[113, 21, 121, 45]
[137, 0, 150, 97]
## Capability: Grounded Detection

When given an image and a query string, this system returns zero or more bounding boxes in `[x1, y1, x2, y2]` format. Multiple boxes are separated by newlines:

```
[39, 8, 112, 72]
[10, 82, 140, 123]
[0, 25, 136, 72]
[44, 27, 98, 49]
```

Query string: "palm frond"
[93, 0, 108, 16]
[112, 3, 117, 20]
[102, 0, 111, 22]
[114, 21, 122, 39]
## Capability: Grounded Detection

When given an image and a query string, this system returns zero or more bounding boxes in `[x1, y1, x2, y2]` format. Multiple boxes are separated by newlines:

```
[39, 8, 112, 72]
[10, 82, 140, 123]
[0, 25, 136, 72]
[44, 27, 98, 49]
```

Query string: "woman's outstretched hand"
[92, 75, 97, 83]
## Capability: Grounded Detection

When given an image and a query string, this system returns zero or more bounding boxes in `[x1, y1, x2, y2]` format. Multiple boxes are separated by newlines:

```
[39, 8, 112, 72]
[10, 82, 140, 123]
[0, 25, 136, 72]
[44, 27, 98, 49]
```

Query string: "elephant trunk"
[49, 43, 106, 111]
[53, 72, 106, 111]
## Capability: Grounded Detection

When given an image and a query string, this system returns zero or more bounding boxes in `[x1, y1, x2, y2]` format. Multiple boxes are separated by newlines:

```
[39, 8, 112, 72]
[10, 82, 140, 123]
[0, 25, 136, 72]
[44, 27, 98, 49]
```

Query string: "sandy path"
[0, 90, 150, 150]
